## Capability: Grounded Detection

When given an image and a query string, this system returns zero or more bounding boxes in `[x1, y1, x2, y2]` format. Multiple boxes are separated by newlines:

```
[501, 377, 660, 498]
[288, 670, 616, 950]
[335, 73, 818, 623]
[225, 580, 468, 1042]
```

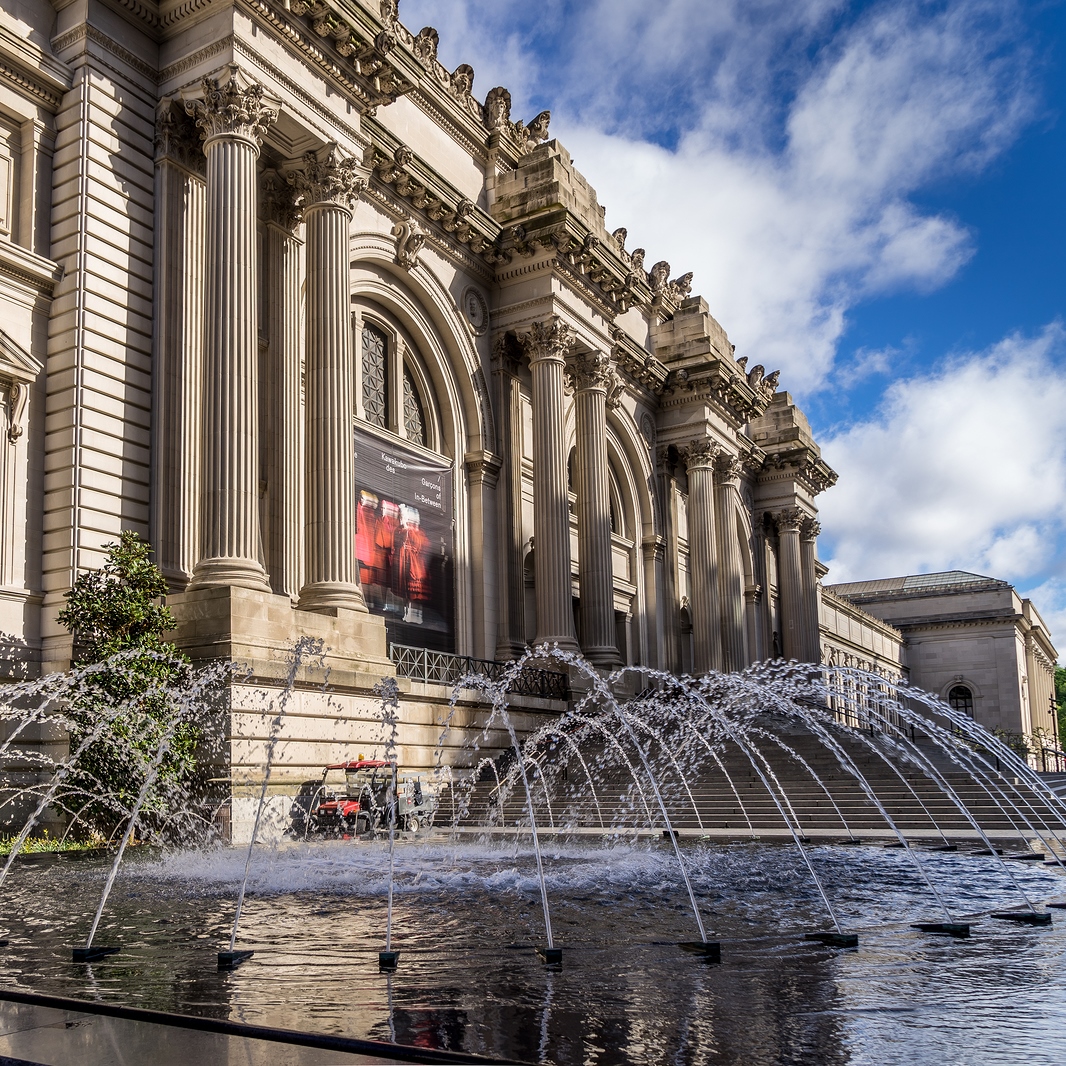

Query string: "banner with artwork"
[353, 427, 454, 652]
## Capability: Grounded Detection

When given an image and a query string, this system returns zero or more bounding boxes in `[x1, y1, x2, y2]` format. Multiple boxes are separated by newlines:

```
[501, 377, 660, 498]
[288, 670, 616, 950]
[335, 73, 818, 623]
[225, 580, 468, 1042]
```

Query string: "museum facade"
[0, 0, 1057, 787]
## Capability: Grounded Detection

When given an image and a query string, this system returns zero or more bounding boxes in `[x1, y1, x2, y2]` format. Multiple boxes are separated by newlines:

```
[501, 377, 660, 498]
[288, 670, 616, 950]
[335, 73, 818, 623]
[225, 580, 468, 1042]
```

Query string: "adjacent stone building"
[0, 0, 1057, 803]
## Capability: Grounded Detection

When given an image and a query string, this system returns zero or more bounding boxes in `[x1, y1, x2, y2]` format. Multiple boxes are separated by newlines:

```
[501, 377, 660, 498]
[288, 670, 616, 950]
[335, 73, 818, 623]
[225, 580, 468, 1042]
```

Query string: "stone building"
[0, 0, 1056, 802]
[825, 572, 1060, 756]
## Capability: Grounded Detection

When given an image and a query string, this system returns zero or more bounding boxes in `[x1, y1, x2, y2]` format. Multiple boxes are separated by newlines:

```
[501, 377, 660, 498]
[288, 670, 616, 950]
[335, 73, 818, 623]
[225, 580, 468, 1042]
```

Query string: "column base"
[532, 634, 581, 656]
[297, 582, 368, 614]
[582, 645, 622, 669]
[188, 557, 271, 593]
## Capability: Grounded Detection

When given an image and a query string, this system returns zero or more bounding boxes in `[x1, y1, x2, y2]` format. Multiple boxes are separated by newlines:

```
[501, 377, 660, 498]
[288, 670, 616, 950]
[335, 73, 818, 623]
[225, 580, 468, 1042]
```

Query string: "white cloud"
[401, 0, 1033, 393]
[817, 328, 1066, 612]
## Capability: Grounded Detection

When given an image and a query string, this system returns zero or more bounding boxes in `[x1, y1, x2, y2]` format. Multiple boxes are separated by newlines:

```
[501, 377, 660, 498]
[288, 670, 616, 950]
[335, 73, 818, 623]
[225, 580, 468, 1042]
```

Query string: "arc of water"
[622, 712, 705, 830]
[525, 755, 556, 830]
[568, 713, 656, 828]
[553, 731, 606, 830]
[376, 677, 401, 958]
[751, 728, 857, 840]
[229, 637, 324, 954]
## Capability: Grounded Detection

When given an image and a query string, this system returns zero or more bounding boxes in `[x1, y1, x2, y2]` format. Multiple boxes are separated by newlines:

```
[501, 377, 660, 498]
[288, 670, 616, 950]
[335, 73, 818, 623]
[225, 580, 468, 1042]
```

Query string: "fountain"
[1, 642, 1066, 1064]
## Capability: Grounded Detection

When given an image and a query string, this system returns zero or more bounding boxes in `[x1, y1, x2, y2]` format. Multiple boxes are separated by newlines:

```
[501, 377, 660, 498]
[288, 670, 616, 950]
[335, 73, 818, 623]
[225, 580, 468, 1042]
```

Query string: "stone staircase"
[453, 722, 1066, 847]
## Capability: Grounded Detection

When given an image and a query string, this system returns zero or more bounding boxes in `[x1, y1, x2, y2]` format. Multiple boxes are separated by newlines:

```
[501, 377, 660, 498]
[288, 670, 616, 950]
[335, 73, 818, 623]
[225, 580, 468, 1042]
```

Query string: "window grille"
[402, 366, 426, 445]
[361, 323, 387, 428]
[948, 685, 974, 717]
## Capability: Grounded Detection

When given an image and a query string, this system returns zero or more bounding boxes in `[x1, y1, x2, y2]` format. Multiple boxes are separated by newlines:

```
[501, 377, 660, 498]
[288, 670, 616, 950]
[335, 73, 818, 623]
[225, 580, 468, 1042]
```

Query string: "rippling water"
[1, 838, 1065, 1065]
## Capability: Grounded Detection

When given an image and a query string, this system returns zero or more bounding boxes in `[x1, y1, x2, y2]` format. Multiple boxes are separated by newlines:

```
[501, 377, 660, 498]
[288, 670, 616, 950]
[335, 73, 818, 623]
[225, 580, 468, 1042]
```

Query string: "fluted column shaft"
[714, 454, 746, 671]
[572, 352, 619, 666]
[494, 351, 526, 659]
[263, 178, 303, 601]
[777, 508, 805, 660]
[294, 147, 367, 612]
[184, 72, 277, 591]
[521, 319, 578, 650]
[800, 517, 822, 663]
[684, 441, 722, 674]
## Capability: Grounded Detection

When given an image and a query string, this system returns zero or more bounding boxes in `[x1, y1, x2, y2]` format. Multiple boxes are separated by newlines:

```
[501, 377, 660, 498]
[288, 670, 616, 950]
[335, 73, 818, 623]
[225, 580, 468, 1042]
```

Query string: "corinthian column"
[714, 453, 746, 671]
[183, 69, 278, 591]
[291, 146, 367, 613]
[800, 516, 822, 663]
[569, 350, 620, 667]
[776, 507, 805, 660]
[520, 318, 578, 651]
[682, 439, 722, 674]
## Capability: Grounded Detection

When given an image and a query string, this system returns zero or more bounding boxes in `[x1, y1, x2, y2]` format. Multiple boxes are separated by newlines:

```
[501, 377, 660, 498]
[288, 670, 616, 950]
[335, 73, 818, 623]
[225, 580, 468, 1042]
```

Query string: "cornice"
[610, 326, 668, 394]
[51, 23, 158, 85]
[0, 25, 72, 109]
[0, 241, 62, 295]
[757, 443, 837, 496]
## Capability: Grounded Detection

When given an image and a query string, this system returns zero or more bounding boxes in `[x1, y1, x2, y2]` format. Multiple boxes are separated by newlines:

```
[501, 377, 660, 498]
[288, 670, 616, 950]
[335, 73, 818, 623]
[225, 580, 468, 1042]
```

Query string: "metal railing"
[389, 644, 570, 701]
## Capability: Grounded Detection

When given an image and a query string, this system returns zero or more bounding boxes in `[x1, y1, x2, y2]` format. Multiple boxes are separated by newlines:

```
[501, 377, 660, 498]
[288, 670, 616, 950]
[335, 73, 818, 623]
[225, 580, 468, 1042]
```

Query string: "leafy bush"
[56, 532, 200, 839]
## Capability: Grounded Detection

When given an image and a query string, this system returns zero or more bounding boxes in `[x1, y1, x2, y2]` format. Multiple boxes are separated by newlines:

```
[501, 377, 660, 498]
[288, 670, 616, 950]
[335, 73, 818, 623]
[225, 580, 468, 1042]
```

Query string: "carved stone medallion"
[461, 286, 489, 335]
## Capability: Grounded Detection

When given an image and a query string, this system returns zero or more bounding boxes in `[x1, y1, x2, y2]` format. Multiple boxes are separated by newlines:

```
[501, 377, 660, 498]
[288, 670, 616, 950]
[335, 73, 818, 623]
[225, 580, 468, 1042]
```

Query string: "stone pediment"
[0, 330, 41, 384]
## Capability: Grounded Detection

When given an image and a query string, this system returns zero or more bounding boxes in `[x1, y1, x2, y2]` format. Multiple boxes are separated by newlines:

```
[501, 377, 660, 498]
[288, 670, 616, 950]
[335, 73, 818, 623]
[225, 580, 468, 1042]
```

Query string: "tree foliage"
[57, 531, 199, 839]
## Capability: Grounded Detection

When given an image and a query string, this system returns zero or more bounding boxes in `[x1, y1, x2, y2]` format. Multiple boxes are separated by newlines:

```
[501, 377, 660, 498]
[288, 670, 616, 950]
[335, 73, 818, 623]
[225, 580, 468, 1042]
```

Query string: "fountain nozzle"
[379, 950, 400, 971]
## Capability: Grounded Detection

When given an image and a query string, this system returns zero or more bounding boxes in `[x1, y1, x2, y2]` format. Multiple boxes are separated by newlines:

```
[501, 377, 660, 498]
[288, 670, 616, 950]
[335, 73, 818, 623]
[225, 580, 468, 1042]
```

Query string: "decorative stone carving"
[715, 453, 743, 486]
[413, 26, 438, 64]
[775, 507, 804, 534]
[379, 0, 399, 22]
[392, 217, 426, 269]
[155, 105, 205, 174]
[7, 382, 26, 444]
[612, 227, 628, 250]
[262, 169, 302, 231]
[452, 64, 474, 95]
[649, 260, 694, 305]
[484, 86, 512, 130]
[679, 438, 720, 469]
[512, 110, 551, 154]
[518, 317, 575, 363]
[461, 287, 488, 335]
[289, 145, 365, 210]
[566, 350, 614, 393]
[183, 66, 279, 147]
[800, 516, 821, 542]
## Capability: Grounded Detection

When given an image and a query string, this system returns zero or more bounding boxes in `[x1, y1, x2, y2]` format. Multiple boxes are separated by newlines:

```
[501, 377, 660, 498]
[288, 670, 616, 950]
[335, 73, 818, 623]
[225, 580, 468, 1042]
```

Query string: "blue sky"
[402, 0, 1066, 651]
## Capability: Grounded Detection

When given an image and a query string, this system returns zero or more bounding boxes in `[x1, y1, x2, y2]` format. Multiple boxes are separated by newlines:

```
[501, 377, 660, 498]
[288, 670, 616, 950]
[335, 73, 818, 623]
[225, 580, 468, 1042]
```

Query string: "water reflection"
[0, 839, 1063, 1064]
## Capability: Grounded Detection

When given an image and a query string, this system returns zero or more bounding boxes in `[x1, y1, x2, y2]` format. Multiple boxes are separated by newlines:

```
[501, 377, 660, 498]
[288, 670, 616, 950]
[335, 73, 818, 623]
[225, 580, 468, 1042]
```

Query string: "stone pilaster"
[152, 107, 205, 590]
[800, 516, 822, 663]
[262, 171, 303, 602]
[776, 507, 805, 661]
[291, 146, 367, 613]
[714, 453, 746, 671]
[681, 439, 722, 674]
[183, 69, 278, 592]
[493, 339, 527, 658]
[642, 534, 666, 671]
[569, 350, 619, 667]
[466, 450, 502, 659]
[519, 318, 578, 651]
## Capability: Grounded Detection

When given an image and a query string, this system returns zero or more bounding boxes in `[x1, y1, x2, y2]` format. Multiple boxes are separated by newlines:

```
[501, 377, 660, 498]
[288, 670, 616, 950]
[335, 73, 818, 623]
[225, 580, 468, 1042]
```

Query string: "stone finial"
[452, 64, 474, 95]
[775, 507, 804, 534]
[183, 65, 279, 147]
[484, 86, 512, 130]
[715, 453, 743, 485]
[289, 145, 365, 210]
[679, 438, 720, 469]
[413, 27, 439, 64]
[518, 317, 575, 363]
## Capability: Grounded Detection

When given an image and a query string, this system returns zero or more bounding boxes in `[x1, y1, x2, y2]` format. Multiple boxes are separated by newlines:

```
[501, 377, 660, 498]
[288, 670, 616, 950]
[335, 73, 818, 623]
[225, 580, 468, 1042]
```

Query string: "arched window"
[948, 685, 974, 716]
[402, 366, 426, 446]
[361, 322, 387, 429]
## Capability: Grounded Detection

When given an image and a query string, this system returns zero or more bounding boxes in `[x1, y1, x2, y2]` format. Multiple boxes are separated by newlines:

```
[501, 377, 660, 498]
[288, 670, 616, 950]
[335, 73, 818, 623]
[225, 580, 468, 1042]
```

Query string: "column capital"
[262, 169, 303, 233]
[518, 317, 575, 365]
[641, 534, 666, 561]
[775, 507, 804, 533]
[566, 350, 612, 392]
[155, 104, 205, 174]
[800, 515, 821, 542]
[465, 450, 502, 487]
[290, 144, 366, 212]
[679, 438, 720, 470]
[714, 452, 743, 486]
[183, 65, 279, 149]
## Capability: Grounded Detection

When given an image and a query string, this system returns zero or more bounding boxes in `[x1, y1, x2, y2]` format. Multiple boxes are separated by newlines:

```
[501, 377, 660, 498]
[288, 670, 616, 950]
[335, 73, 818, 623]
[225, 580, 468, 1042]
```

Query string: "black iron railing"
[389, 644, 570, 701]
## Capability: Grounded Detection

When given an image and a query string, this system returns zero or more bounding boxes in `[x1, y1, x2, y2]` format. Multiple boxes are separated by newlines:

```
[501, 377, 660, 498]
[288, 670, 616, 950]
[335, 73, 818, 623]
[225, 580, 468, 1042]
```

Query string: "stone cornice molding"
[518, 318, 576, 365]
[0, 330, 43, 446]
[183, 66, 279, 149]
[610, 327, 668, 394]
[1, 23, 71, 108]
[660, 358, 778, 427]
[758, 445, 838, 496]
[290, 144, 365, 211]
